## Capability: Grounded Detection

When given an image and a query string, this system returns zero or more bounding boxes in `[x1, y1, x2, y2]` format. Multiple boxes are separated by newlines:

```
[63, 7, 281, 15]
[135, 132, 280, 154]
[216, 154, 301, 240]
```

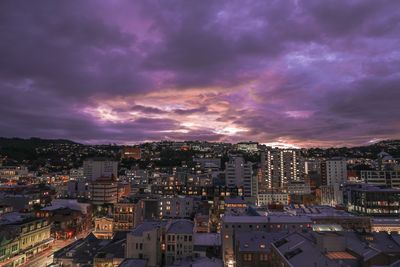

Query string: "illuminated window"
[243, 254, 252, 261]
[260, 254, 268, 261]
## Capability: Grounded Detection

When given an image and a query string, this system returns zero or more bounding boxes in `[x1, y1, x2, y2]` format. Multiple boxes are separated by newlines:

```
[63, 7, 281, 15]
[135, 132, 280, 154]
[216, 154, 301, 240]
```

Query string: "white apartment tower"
[83, 158, 118, 181]
[225, 155, 253, 196]
[262, 149, 305, 190]
[321, 157, 347, 186]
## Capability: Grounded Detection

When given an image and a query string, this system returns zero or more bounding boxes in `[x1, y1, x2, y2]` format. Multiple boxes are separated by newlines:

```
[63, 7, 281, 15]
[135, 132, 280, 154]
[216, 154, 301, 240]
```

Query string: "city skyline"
[1, 1, 399, 147]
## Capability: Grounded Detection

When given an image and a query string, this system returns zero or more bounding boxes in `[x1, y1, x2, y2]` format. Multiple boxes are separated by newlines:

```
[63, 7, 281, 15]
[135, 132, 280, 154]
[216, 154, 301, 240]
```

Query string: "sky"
[0, 0, 399, 147]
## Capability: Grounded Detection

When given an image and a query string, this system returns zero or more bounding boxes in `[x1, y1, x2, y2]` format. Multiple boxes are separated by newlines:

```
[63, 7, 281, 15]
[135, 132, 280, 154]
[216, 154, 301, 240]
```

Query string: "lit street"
[19, 230, 92, 267]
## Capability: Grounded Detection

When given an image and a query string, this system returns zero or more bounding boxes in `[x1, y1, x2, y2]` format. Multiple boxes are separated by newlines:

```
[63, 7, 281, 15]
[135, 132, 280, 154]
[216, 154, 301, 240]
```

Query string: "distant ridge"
[0, 136, 399, 149]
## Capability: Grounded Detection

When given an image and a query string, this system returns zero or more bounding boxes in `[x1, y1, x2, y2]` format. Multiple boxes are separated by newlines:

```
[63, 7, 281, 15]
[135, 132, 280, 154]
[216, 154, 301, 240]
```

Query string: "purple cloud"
[0, 0, 399, 147]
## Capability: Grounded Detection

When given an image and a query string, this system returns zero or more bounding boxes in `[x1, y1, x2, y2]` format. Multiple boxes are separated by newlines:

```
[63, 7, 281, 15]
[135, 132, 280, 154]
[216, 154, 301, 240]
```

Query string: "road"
[19, 229, 92, 267]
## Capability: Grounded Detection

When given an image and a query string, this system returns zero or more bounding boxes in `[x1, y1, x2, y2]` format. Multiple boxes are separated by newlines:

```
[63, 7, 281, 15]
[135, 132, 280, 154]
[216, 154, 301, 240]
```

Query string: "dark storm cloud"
[173, 107, 208, 115]
[0, 0, 399, 146]
[130, 105, 165, 114]
[0, 0, 150, 99]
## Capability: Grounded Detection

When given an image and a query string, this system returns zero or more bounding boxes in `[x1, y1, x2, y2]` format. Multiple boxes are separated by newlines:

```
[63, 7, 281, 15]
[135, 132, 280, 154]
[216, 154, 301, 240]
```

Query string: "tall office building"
[321, 157, 347, 186]
[261, 149, 305, 190]
[89, 176, 118, 205]
[225, 155, 253, 196]
[83, 158, 118, 181]
[319, 158, 347, 206]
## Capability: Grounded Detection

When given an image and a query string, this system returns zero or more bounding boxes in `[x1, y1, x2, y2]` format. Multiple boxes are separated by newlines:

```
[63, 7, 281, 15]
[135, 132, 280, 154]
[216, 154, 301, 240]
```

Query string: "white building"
[257, 192, 289, 206]
[126, 221, 165, 267]
[236, 142, 259, 153]
[165, 220, 194, 265]
[262, 149, 305, 189]
[83, 158, 118, 181]
[321, 157, 347, 186]
[126, 219, 194, 267]
[225, 155, 253, 196]
[320, 184, 343, 206]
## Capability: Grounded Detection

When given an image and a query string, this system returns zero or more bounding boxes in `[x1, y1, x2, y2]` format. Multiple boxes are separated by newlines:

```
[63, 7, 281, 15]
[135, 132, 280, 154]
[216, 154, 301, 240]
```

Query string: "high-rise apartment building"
[261, 149, 304, 190]
[83, 158, 118, 181]
[225, 155, 253, 196]
[321, 157, 347, 186]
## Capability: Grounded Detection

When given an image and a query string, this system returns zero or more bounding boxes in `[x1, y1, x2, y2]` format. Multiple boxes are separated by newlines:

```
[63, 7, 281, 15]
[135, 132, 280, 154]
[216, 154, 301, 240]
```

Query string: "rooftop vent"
[274, 239, 288, 248]
[284, 248, 302, 259]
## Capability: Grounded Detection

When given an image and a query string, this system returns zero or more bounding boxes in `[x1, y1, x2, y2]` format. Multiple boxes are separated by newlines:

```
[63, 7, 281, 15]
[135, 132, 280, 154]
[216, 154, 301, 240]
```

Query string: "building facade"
[113, 202, 135, 231]
[159, 196, 194, 219]
[225, 155, 253, 197]
[344, 184, 400, 216]
[0, 215, 52, 267]
[361, 170, 400, 188]
[262, 149, 305, 190]
[89, 176, 118, 205]
[83, 158, 118, 181]
[321, 157, 347, 186]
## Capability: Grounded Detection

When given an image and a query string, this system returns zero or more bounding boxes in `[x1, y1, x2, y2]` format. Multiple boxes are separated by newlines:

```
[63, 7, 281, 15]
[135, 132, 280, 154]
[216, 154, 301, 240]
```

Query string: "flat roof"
[223, 215, 311, 224]
[193, 233, 221, 246]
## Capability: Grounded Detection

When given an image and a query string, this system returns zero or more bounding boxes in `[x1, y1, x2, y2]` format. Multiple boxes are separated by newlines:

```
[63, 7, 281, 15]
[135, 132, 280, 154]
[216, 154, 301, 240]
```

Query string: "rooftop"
[130, 221, 166, 237]
[54, 232, 127, 265]
[118, 259, 147, 267]
[193, 233, 221, 247]
[237, 231, 286, 253]
[346, 183, 400, 192]
[273, 232, 341, 267]
[224, 197, 247, 205]
[167, 219, 194, 234]
[165, 257, 223, 267]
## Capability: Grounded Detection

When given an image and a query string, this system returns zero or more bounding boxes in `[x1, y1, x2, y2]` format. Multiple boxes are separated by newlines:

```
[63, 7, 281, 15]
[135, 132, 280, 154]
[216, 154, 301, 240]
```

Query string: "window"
[243, 254, 252, 261]
[260, 253, 268, 261]
[189, 236, 192, 241]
